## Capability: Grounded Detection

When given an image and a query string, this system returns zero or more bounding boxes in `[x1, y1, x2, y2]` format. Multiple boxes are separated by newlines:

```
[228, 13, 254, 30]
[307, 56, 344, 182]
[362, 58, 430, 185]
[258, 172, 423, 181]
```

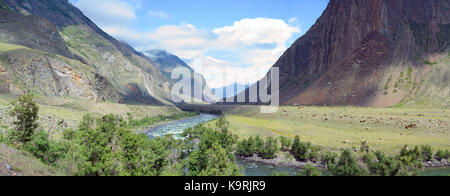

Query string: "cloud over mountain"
[71, 0, 301, 88]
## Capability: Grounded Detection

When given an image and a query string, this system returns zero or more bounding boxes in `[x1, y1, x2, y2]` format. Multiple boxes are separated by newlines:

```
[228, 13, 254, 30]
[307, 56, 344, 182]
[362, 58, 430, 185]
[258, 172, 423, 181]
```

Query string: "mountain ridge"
[0, 0, 213, 105]
[234, 0, 449, 108]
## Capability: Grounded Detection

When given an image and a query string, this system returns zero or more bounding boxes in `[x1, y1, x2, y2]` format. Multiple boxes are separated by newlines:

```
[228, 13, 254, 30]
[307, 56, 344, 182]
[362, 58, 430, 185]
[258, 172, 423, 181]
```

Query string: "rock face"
[0, 0, 211, 105]
[238, 0, 449, 107]
[0, 9, 73, 58]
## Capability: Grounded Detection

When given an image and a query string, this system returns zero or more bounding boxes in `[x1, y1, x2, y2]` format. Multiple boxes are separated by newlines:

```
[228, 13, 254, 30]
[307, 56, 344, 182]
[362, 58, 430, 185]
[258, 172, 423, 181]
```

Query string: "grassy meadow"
[210, 105, 450, 154]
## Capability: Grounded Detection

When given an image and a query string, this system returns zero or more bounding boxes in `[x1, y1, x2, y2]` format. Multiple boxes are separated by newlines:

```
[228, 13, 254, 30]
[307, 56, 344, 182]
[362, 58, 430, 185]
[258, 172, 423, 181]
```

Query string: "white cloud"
[147, 10, 170, 19]
[85, 17, 300, 88]
[74, 0, 138, 26]
[213, 18, 299, 48]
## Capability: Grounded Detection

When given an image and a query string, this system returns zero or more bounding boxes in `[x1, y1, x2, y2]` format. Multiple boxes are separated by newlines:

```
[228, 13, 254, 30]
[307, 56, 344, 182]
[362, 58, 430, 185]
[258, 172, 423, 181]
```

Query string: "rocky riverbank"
[238, 152, 450, 170]
[237, 153, 326, 169]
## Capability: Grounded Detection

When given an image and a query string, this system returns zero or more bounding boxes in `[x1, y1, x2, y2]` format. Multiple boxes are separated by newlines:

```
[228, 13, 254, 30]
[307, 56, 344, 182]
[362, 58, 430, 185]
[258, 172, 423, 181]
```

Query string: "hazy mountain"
[234, 0, 449, 108]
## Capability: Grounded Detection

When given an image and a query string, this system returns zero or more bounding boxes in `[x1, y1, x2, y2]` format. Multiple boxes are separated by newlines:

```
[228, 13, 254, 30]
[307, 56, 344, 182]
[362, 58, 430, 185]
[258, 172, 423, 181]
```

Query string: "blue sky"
[69, 0, 329, 88]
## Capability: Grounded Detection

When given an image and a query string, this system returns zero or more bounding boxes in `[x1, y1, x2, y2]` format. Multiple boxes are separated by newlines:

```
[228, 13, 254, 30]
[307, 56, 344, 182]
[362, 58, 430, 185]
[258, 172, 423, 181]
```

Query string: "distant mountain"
[234, 0, 449, 108]
[145, 50, 215, 103]
[0, 0, 210, 105]
[212, 83, 249, 100]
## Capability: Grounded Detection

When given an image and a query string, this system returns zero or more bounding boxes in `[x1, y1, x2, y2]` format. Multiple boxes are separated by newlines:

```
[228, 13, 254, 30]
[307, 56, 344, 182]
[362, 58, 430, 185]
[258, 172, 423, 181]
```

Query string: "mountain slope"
[145, 50, 215, 103]
[0, 41, 120, 101]
[236, 0, 449, 108]
[0, 0, 206, 105]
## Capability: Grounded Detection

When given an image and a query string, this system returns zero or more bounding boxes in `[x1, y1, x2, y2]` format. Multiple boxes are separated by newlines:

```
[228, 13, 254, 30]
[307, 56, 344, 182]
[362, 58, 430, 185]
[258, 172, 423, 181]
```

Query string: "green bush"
[236, 138, 254, 157]
[291, 135, 300, 152]
[321, 151, 338, 165]
[50, 114, 181, 176]
[398, 145, 423, 168]
[254, 136, 264, 155]
[304, 163, 321, 176]
[435, 149, 449, 161]
[279, 136, 291, 151]
[259, 137, 278, 159]
[366, 151, 403, 176]
[62, 129, 76, 140]
[186, 123, 241, 176]
[328, 149, 367, 176]
[23, 130, 68, 165]
[292, 138, 320, 161]
[420, 145, 433, 161]
[9, 94, 39, 144]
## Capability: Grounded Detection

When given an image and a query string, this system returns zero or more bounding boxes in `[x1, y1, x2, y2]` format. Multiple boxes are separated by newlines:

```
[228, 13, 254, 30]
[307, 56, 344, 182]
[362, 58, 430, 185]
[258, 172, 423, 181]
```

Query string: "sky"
[69, 0, 329, 88]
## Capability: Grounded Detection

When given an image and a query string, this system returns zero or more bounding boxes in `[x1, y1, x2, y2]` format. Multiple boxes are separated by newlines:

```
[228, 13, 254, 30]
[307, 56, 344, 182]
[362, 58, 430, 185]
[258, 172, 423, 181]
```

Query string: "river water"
[146, 114, 450, 176]
[145, 113, 218, 139]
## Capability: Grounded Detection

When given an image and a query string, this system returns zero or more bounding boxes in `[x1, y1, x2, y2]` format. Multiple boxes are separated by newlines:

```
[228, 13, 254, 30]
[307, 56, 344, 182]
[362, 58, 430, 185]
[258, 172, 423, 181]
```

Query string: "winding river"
[146, 114, 450, 176]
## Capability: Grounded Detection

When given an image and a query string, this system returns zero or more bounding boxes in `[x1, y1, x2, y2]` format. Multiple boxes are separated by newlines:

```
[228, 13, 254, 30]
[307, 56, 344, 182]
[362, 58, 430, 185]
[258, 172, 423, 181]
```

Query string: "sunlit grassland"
[221, 106, 450, 154]
[0, 94, 183, 128]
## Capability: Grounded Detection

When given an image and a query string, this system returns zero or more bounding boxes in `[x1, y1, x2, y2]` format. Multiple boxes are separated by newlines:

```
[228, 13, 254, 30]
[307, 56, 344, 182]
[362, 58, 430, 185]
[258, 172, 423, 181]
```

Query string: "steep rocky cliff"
[0, 0, 212, 105]
[238, 0, 449, 108]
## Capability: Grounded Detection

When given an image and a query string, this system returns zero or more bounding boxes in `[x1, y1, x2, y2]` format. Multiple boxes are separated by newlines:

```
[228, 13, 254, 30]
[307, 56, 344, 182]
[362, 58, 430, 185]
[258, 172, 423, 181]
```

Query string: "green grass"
[218, 106, 450, 154]
[0, 42, 27, 53]
[424, 59, 437, 65]
[0, 143, 61, 176]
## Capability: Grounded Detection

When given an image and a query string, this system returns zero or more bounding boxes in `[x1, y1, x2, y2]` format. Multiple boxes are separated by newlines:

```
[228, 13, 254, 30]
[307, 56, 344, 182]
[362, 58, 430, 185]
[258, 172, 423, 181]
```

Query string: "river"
[146, 114, 450, 176]
[145, 113, 218, 139]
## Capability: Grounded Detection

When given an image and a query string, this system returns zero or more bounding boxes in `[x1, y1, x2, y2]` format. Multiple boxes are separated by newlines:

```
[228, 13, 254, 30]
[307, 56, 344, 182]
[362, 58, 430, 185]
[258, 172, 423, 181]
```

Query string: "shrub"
[254, 136, 264, 155]
[399, 145, 423, 168]
[421, 145, 433, 161]
[328, 149, 367, 176]
[321, 151, 338, 165]
[279, 136, 291, 151]
[62, 129, 76, 140]
[236, 138, 254, 157]
[64, 114, 177, 176]
[366, 151, 403, 176]
[9, 94, 39, 144]
[291, 135, 300, 152]
[186, 123, 241, 176]
[259, 137, 278, 159]
[436, 149, 449, 161]
[435, 149, 444, 161]
[292, 140, 319, 161]
[304, 163, 321, 176]
[23, 130, 67, 165]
